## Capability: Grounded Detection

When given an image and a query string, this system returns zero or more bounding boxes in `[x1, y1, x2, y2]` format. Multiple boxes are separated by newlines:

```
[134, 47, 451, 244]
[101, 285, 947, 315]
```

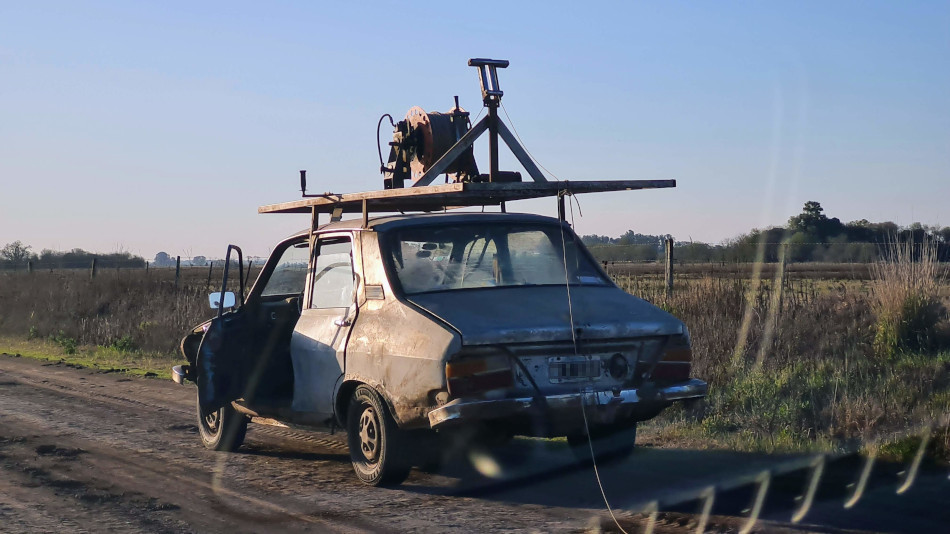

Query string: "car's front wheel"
[346, 385, 411, 486]
[197, 395, 248, 452]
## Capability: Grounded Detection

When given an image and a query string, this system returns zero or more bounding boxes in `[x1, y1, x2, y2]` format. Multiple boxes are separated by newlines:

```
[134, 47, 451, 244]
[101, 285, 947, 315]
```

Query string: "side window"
[261, 241, 310, 297]
[309, 238, 354, 309]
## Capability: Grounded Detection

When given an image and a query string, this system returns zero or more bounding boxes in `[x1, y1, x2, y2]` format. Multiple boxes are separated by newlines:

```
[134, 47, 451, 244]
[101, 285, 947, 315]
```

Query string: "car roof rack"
[258, 59, 676, 228]
[259, 179, 674, 215]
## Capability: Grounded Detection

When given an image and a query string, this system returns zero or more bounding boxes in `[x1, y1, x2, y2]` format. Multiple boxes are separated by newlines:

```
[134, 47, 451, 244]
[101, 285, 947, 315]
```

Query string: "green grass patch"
[0, 336, 177, 379]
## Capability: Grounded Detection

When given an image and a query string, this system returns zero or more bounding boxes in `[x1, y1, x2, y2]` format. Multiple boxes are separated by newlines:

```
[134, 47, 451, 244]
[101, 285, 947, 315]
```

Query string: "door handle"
[333, 317, 351, 327]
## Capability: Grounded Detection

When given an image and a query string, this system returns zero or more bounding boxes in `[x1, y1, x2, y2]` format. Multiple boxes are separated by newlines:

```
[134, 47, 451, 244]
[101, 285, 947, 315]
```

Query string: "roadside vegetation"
[0, 266, 243, 378]
[636, 239, 950, 463]
[1, 236, 947, 463]
[584, 201, 950, 263]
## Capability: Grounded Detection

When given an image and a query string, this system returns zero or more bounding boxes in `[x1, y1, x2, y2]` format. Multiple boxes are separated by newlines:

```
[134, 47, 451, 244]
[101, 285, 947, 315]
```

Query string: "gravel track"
[1, 353, 947, 533]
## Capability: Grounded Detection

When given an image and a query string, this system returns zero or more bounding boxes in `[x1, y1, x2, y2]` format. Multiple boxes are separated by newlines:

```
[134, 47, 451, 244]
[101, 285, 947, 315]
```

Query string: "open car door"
[196, 244, 249, 414]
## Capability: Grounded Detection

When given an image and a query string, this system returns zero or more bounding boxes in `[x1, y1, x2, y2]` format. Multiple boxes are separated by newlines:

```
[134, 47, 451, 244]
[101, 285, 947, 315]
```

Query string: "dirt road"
[1, 353, 947, 533]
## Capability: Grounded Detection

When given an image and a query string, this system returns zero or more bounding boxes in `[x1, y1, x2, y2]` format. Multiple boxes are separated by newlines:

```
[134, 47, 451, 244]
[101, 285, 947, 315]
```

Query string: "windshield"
[385, 222, 610, 295]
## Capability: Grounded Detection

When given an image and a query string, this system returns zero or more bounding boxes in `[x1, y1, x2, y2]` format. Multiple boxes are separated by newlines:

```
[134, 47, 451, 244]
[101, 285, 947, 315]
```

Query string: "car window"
[260, 242, 309, 297]
[387, 223, 609, 295]
[309, 238, 354, 309]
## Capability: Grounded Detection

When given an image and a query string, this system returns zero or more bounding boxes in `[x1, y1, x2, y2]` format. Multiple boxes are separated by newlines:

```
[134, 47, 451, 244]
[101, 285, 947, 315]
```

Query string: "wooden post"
[206, 261, 214, 287]
[778, 242, 789, 308]
[145, 261, 149, 273]
[90, 257, 97, 279]
[664, 237, 674, 298]
[27, 261, 33, 274]
[175, 256, 181, 288]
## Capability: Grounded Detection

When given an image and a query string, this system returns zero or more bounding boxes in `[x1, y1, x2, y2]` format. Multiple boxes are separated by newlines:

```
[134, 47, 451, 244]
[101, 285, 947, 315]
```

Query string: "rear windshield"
[385, 222, 610, 295]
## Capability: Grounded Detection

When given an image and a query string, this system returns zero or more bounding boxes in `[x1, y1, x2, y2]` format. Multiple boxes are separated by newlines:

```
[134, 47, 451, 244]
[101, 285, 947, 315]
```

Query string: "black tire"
[346, 385, 411, 486]
[197, 395, 248, 452]
[567, 423, 637, 464]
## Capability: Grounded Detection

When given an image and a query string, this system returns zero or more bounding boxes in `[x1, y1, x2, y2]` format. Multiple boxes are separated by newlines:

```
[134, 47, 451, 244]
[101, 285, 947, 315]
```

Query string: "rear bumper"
[427, 378, 707, 430]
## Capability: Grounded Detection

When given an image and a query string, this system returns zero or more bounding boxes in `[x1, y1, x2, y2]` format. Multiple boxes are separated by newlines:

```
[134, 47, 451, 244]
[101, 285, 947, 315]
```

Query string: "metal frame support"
[413, 58, 548, 187]
[414, 119, 489, 186]
[488, 99, 499, 183]
[473, 57, 507, 185]
[496, 120, 546, 182]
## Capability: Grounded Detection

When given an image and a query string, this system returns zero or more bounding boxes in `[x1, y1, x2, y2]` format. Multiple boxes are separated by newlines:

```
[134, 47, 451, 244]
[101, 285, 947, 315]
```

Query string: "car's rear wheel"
[346, 385, 411, 486]
[197, 395, 248, 452]
[567, 423, 637, 464]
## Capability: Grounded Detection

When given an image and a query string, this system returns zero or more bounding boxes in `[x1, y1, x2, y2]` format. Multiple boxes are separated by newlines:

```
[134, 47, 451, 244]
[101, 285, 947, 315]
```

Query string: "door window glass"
[310, 238, 355, 309]
[261, 241, 310, 297]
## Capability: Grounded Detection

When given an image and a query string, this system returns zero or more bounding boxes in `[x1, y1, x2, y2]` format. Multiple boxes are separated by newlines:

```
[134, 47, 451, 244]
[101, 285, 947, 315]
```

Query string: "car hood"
[406, 285, 684, 345]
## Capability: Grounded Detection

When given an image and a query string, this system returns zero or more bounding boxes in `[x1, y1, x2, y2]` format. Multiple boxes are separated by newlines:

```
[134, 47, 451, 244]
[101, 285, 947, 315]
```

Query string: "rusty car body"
[173, 211, 706, 486]
[172, 58, 706, 486]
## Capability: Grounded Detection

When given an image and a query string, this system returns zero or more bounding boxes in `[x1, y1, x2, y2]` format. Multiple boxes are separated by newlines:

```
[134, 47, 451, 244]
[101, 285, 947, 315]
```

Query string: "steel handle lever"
[333, 317, 351, 327]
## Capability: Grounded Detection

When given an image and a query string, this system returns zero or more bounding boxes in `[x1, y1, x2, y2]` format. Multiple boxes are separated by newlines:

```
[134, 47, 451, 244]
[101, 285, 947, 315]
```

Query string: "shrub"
[870, 239, 946, 359]
[108, 335, 136, 353]
[49, 330, 78, 354]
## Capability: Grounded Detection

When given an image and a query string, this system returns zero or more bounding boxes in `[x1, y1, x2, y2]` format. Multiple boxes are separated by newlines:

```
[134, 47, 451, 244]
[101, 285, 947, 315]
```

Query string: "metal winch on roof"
[278, 59, 675, 226]
[380, 58, 543, 189]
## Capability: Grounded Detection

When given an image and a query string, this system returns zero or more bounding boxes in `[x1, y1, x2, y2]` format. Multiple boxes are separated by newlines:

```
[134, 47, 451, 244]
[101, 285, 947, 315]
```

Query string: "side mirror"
[209, 291, 236, 309]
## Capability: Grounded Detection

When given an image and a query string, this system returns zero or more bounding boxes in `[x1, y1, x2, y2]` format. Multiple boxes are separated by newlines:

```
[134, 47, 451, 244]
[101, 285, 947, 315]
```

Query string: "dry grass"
[0, 266, 260, 355]
[1, 259, 948, 460]
[870, 238, 947, 358]
[632, 247, 949, 460]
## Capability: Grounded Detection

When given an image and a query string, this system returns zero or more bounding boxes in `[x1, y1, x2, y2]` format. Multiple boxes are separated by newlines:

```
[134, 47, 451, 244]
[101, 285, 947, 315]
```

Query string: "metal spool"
[405, 106, 478, 183]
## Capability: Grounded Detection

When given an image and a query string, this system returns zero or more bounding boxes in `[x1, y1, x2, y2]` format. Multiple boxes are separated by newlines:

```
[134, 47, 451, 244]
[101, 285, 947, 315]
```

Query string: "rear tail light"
[651, 341, 692, 382]
[446, 353, 513, 397]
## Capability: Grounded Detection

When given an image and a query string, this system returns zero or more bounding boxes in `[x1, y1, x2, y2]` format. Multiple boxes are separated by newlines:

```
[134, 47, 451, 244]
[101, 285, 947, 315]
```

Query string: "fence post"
[27, 260, 33, 274]
[665, 236, 674, 298]
[207, 261, 214, 287]
[175, 256, 181, 288]
[778, 242, 789, 308]
[90, 257, 97, 279]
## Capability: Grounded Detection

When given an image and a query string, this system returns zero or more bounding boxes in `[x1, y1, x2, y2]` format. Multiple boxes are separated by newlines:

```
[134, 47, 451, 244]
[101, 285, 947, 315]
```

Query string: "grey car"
[173, 211, 706, 486]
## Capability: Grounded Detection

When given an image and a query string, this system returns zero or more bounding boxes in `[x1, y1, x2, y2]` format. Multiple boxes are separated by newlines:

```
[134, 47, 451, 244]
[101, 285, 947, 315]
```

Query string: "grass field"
[1, 257, 948, 463]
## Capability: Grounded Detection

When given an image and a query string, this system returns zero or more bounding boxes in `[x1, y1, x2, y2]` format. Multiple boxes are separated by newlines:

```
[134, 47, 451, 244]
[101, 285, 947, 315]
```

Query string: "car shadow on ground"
[240, 444, 351, 464]
[402, 438, 950, 532]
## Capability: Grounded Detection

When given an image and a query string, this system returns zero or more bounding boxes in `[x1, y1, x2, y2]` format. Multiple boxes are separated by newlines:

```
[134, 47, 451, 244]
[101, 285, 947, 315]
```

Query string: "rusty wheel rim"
[358, 407, 379, 462]
[204, 410, 220, 433]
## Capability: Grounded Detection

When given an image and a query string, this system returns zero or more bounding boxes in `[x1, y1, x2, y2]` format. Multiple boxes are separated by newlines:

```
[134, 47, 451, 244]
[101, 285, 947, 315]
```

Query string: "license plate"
[548, 356, 602, 383]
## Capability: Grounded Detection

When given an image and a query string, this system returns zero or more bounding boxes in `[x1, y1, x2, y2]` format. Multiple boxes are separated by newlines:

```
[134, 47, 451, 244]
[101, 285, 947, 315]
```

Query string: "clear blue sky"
[1, 1, 948, 259]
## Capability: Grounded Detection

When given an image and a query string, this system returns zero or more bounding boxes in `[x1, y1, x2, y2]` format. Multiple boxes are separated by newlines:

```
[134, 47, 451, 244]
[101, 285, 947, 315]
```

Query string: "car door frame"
[289, 230, 361, 422]
[195, 244, 248, 414]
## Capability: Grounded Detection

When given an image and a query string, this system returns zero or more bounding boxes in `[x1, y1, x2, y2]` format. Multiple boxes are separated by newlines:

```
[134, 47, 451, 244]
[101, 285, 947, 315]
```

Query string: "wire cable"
[501, 102, 562, 181]
[558, 193, 579, 357]
[580, 395, 629, 534]
[376, 114, 395, 170]
[557, 193, 627, 533]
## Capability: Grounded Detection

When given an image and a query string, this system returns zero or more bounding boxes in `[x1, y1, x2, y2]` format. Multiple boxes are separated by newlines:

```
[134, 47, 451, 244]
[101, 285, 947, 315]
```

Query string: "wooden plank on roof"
[258, 179, 675, 214]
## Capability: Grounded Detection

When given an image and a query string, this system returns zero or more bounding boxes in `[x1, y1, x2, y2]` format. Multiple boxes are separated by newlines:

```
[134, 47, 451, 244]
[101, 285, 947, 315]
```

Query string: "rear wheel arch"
[335, 379, 401, 429]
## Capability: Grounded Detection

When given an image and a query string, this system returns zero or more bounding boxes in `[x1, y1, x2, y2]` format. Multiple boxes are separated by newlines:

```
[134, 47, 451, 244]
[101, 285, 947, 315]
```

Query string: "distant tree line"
[0, 241, 146, 270]
[583, 201, 950, 263]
